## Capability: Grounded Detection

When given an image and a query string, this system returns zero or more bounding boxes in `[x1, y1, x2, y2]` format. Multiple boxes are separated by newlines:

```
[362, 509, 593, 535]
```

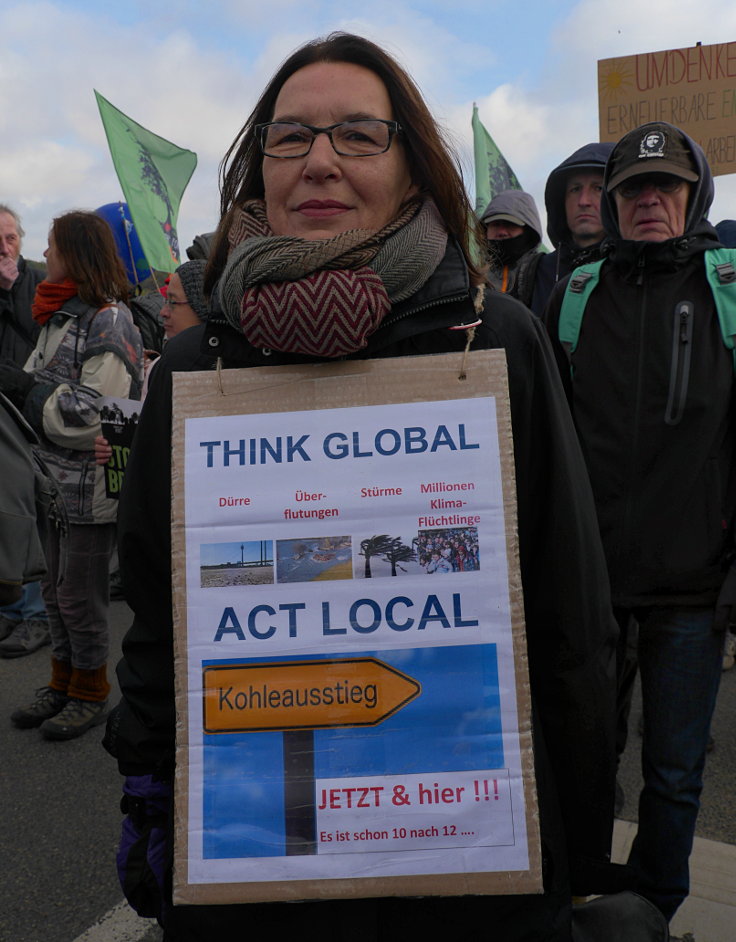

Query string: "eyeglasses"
[616, 176, 686, 199]
[255, 119, 402, 158]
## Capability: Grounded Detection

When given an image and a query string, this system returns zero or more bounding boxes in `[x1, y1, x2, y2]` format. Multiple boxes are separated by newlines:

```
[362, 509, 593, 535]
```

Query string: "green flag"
[95, 91, 197, 273]
[472, 104, 521, 217]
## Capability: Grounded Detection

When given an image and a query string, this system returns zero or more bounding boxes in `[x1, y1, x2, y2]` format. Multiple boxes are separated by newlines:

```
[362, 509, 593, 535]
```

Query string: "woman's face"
[161, 273, 201, 339]
[43, 231, 67, 284]
[262, 61, 416, 239]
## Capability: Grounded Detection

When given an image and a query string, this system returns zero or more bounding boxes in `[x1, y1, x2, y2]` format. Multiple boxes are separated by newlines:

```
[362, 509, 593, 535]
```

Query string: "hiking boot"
[40, 698, 109, 741]
[0, 619, 50, 658]
[0, 615, 20, 642]
[11, 686, 68, 729]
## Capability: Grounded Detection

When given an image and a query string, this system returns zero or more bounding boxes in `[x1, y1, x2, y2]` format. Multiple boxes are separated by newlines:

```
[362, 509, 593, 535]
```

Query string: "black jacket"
[111, 242, 618, 930]
[545, 131, 736, 608]
[0, 257, 43, 365]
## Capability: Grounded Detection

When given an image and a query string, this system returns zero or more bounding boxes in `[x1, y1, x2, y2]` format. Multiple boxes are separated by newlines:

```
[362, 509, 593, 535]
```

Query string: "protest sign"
[98, 396, 141, 499]
[598, 41, 736, 176]
[171, 350, 541, 904]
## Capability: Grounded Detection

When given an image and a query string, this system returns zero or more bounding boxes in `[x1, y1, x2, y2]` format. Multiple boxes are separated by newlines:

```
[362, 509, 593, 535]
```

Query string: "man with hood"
[530, 142, 614, 316]
[480, 190, 543, 309]
[544, 122, 732, 924]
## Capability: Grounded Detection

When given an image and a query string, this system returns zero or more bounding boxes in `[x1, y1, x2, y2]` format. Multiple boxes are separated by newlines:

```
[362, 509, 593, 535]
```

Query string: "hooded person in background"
[531, 142, 614, 316]
[544, 121, 732, 924]
[480, 189, 544, 309]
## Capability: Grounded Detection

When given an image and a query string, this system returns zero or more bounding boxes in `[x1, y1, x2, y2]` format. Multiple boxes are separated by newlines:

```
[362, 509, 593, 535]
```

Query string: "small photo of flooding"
[276, 536, 353, 584]
[200, 540, 274, 588]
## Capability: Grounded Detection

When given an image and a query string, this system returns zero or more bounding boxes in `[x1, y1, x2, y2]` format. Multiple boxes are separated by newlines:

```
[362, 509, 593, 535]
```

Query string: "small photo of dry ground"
[200, 539, 274, 588]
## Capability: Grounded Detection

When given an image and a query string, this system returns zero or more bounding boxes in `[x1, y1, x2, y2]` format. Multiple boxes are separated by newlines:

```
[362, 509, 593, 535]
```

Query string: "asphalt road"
[0, 600, 157, 942]
[0, 599, 733, 941]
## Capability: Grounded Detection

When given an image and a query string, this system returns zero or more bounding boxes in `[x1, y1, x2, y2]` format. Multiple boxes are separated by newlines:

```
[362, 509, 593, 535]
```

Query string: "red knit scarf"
[31, 279, 78, 325]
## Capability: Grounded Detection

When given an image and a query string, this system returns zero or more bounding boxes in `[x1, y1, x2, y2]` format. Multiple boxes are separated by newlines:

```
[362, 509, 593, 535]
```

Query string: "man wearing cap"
[544, 121, 733, 923]
[480, 190, 544, 309]
[530, 142, 614, 316]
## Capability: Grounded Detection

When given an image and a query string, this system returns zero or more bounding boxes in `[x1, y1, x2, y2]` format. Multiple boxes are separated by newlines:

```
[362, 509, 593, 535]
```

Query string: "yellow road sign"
[203, 657, 421, 733]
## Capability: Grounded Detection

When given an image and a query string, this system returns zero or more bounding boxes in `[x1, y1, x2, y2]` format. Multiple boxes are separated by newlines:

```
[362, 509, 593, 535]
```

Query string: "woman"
[0, 211, 142, 740]
[161, 259, 208, 341]
[109, 34, 617, 941]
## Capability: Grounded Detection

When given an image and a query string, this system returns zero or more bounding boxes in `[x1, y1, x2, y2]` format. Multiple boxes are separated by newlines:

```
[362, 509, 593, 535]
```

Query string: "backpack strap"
[704, 247, 736, 372]
[558, 259, 605, 362]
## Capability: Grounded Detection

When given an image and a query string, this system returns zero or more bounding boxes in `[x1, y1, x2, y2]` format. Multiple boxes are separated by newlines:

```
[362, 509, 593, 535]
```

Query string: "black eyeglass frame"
[255, 119, 403, 158]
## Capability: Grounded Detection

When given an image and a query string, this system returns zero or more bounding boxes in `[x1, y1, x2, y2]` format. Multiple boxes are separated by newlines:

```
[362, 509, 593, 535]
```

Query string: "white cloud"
[3, 0, 736, 259]
[0, 2, 262, 257]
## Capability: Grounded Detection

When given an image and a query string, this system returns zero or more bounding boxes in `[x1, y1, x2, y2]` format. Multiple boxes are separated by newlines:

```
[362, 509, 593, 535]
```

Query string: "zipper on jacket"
[664, 301, 694, 426]
[635, 254, 645, 286]
[374, 292, 470, 334]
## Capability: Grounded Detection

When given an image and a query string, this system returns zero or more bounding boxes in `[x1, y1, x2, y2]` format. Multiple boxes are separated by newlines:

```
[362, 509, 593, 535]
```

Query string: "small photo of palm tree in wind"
[358, 534, 420, 579]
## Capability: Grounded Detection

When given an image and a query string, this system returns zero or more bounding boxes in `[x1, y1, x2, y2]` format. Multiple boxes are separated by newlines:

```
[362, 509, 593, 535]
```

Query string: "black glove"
[0, 361, 35, 409]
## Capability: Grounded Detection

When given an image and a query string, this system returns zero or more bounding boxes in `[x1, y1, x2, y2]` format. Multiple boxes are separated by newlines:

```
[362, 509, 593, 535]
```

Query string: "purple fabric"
[117, 774, 172, 921]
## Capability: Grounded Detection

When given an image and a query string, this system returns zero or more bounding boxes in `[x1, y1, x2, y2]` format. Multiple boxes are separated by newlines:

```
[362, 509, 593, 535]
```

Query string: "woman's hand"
[95, 434, 113, 466]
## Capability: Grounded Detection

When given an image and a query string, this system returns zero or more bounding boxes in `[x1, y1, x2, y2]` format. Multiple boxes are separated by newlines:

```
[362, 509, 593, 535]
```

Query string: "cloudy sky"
[3, 0, 735, 260]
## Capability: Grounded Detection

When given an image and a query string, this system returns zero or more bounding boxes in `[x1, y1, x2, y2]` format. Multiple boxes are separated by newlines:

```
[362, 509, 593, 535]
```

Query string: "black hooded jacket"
[545, 126, 736, 608]
[480, 190, 544, 307]
[531, 142, 614, 316]
[110, 239, 619, 934]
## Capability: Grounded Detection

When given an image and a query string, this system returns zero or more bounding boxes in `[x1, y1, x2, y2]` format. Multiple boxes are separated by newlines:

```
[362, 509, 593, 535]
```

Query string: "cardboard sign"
[598, 41, 736, 175]
[171, 350, 541, 904]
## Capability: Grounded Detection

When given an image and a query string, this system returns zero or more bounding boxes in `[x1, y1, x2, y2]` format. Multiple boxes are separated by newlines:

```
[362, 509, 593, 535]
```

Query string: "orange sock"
[67, 664, 110, 702]
[49, 657, 72, 694]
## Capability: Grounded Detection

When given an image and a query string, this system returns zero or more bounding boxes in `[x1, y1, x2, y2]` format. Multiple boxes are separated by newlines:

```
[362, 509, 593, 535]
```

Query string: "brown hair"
[206, 32, 483, 292]
[52, 211, 129, 307]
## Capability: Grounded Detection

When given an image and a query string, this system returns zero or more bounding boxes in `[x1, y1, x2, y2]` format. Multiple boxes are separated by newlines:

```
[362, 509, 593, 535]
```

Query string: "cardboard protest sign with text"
[171, 350, 541, 904]
[599, 41, 736, 176]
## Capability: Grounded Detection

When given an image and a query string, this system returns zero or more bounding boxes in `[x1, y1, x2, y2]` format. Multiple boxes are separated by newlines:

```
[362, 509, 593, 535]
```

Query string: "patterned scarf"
[31, 279, 78, 325]
[219, 198, 447, 358]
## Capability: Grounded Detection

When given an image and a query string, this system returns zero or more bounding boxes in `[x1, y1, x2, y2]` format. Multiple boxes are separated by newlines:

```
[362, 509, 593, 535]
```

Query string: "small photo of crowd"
[199, 540, 274, 588]
[416, 527, 480, 574]
[356, 527, 480, 578]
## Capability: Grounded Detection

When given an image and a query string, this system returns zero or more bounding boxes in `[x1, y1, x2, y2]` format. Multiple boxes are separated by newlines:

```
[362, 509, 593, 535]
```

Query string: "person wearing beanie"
[544, 121, 732, 924]
[92, 259, 210, 469]
[162, 260, 208, 340]
[531, 141, 614, 315]
[480, 190, 544, 309]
